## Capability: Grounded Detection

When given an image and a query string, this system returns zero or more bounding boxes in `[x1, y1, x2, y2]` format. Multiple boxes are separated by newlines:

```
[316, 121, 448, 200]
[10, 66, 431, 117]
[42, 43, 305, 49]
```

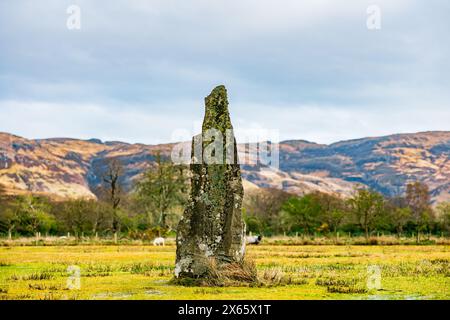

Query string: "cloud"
[1, 97, 448, 145]
[0, 1, 449, 144]
[233, 102, 450, 144]
[0, 100, 201, 144]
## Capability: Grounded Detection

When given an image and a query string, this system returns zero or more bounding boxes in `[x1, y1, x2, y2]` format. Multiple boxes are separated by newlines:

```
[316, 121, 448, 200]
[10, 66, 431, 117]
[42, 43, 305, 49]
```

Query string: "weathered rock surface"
[175, 85, 246, 278]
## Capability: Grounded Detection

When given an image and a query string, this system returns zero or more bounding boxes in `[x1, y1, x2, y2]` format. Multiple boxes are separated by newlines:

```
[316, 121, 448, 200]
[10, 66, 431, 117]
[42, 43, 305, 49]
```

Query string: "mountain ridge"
[0, 131, 449, 203]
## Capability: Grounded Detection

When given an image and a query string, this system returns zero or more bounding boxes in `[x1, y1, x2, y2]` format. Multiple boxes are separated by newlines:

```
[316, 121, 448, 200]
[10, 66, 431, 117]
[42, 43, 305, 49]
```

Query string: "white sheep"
[246, 235, 262, 245]
[153, 237, 165, 246]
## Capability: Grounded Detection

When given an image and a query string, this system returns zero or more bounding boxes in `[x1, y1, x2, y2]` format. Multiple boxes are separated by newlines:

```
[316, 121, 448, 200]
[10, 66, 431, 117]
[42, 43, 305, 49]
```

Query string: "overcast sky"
[0, 0, 449, 144]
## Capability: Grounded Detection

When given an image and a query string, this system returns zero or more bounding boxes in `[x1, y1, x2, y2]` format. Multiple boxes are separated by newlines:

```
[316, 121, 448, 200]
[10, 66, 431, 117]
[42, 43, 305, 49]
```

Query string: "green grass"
[0, 244, 448, 300]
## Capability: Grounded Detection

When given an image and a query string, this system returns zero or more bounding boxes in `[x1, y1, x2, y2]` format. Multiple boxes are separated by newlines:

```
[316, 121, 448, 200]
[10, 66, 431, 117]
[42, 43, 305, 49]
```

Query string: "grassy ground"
[0, 244, 448, 300]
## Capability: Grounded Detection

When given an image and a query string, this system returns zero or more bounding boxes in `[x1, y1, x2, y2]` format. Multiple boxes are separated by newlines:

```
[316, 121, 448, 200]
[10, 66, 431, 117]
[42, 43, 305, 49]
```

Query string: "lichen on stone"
[175, 85, 246, 279]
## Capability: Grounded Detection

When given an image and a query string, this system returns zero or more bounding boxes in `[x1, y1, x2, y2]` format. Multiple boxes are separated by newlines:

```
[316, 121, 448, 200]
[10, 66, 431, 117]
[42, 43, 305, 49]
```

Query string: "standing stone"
[175, 85, 246, 279]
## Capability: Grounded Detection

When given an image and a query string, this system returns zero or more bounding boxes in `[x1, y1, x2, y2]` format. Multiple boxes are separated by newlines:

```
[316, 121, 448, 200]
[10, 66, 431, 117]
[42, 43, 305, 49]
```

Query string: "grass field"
[0, 244, 449, 300]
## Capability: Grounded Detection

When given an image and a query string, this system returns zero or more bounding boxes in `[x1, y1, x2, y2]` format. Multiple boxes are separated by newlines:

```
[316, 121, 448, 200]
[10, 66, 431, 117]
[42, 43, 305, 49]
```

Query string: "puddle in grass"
[152, 279, 170, 285]
[145, 290, 164, 296]
[359, 293, 431, 300]
[92, 290, 165, 299]
[92, 292, 134, 299]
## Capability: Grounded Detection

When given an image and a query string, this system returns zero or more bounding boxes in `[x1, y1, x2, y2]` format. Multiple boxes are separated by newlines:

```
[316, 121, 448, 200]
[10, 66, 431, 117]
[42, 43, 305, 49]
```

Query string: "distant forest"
[1, 156, 449, 241]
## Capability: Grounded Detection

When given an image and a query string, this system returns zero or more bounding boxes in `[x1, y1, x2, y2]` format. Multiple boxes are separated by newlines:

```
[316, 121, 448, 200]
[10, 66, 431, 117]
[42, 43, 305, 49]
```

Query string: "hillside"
[0, 131, 449, 203]
[277, 132, 450, 202]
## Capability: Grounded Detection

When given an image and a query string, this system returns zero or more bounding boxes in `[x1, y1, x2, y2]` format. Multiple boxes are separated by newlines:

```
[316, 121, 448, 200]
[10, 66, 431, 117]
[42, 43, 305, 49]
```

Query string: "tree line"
[0, 155, 188, 240]
[244, 183, 450, 241]
[0, 156, 449, 241]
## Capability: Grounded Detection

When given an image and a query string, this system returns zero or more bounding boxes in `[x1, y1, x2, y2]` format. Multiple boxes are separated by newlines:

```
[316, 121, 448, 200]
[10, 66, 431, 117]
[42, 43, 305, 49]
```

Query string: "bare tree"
[135, 153, 188, 229]
[99, 159, 124, 234]
[244, 188, 291, 234]
[405, 182, 434, 242]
